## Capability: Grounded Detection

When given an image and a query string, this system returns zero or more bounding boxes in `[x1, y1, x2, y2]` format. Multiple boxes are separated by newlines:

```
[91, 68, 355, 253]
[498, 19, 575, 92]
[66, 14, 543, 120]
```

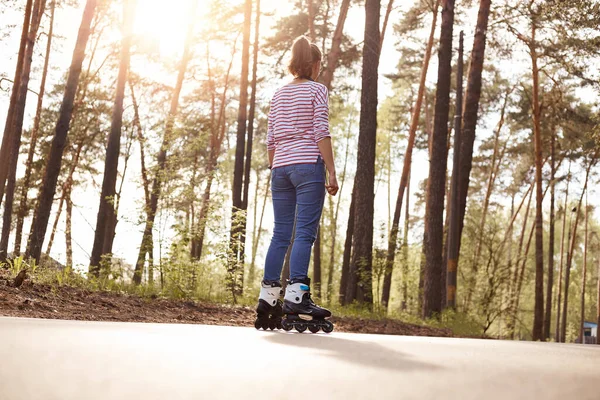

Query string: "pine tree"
[26, 0, 98, 263]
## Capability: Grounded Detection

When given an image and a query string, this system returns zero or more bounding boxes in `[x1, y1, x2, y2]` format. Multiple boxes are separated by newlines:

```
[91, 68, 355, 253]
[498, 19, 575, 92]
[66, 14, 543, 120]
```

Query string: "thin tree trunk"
[579, 192, 588, 344]
[422, 0, 454, 319]
[241, 0, 261, 289]
[401, 171, 411, 311]
[511, 211, 536, 339]
[319, 0, 351, 89]
[544, 126, 556, 340]
[0, 0, 46, 260]
[26, 0, 98, 263]
[89, 0, 135, 274]
[456, 0, 492, 257]
[228, 0, 253, 300]
[133, 2, 196, 284]
[14, 0, 56, 256]
[530, 21, 544, 342]
[45, 139, 85, 256]
[329, 117, 352, 303]
[506, 183, 533, 337]
[130, 81, 153, 282]
[248, 168, 261, 283]
[381, 0, 440, 309]
[339, 188, 354, 304]
[130, 83, 150, 210]
[0, 0, 33, 210]
[463, 89, 510, 311]
[347, 0, 380, 305]
[561, 154, 597, 342]
[194, 38, 237, 260]
[250, 170, 270, 285]
[380, 0, 394, 49]
[445, 30, 464, 310]
[307, 0, 315, 41]
[507, 179, 552, 339]
[65, 188, 73, 268]
[555, 161, 571, 341]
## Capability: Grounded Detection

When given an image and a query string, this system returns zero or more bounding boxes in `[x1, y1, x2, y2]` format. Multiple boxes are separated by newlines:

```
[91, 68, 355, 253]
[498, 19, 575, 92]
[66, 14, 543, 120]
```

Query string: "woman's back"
[267, 80, 330, 168]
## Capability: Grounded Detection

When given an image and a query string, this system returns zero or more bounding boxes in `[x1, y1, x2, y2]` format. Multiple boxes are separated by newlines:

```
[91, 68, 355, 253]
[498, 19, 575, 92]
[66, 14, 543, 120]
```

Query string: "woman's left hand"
[326, 173, 339, 196]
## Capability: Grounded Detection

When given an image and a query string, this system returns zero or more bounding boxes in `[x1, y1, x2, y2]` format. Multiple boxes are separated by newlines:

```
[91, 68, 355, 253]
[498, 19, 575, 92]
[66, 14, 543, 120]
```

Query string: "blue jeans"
[263, 159, 326, 282]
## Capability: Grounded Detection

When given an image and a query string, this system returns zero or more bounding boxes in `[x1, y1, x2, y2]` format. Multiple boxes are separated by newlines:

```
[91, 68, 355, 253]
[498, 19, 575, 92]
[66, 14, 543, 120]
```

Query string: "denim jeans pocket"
[293, 164, 317, 177]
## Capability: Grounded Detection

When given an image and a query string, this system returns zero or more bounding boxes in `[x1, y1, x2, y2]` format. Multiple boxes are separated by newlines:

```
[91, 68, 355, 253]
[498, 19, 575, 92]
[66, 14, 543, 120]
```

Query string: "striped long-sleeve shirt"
[267, 80, 330, 168]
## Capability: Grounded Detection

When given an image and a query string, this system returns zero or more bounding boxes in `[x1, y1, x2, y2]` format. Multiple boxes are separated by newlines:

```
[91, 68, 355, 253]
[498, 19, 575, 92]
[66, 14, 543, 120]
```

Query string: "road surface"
[0, 317, 598, 400]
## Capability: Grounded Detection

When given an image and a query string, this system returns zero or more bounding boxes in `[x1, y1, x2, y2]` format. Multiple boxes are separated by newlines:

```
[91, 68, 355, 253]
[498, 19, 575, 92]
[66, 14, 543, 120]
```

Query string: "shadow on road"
[263, 331, 441, 372]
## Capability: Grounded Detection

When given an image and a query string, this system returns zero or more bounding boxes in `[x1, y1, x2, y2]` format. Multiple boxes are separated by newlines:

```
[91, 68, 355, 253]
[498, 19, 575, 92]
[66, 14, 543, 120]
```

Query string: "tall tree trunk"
[346, 0, 380, 305]
[530, 21, 545, 342]
[65, 187, 73, 268]
[14, 0, 56, 256]
[240, 0, 261, 288]
[0, 0, 46, 260]
[455, 0, 492, 258]
[0, 0, 33, 210]
[422, 0, 454, 319]
[555, 162, 571, 341]
[381, 0, 440, 309]
[544, 126, 556, 340]
[400, 171, 411, 311]
[307, 0, 315, 41]
[561, 154, 596, 342]
[339, 189, 354, 304]
[130, 83, 150, 211]
[26, 0, 98, 263]
[380, 0, 394, 48]
[130, 81, 153, 282]
[319, 0, 351, 89]
[89, 0, 135, 275]
[133, 2, 196, 284]
[228, 0, 253, 300]
[445, 30, 464, 310]
[579, 192, 588, 344]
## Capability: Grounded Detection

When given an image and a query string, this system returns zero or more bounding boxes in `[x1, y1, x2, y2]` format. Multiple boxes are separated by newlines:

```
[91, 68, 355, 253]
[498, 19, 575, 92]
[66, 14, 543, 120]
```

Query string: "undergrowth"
[0, 257, 484, 337]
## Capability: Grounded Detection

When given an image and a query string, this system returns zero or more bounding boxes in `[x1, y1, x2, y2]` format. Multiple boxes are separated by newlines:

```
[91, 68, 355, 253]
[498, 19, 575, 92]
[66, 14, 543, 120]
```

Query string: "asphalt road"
[0, 317, 598, 400]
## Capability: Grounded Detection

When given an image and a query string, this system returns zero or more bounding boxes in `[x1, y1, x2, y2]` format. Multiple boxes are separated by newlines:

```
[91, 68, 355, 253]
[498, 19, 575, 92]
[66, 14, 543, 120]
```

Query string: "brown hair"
[288, 36, 322, 78]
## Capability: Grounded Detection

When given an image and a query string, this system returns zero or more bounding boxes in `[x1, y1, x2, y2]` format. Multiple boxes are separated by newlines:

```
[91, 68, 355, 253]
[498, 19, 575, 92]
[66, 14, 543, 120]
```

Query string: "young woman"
[255, 36, 338, 333]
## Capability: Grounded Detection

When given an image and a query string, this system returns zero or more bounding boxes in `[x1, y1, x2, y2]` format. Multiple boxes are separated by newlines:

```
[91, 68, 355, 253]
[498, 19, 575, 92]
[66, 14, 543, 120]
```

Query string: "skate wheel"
[276, 321, 283, 330]
[308, 325, 320, 333]
[282, 320, 293, 331]
[254, 319, 262, 330]
[268, 320, 276, 330]
[295, 324, 307, 333]
[322, 321, 334, 333]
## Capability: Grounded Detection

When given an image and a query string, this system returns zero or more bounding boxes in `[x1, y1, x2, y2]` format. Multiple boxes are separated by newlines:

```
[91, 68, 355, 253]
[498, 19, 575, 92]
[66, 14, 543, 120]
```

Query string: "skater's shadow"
[263, 332, 441, 372]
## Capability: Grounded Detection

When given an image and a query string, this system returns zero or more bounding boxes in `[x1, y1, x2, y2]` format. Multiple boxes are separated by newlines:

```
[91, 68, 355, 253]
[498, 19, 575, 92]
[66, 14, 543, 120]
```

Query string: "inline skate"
[282, 278, 334, 333]
[255, 280, 283, 330]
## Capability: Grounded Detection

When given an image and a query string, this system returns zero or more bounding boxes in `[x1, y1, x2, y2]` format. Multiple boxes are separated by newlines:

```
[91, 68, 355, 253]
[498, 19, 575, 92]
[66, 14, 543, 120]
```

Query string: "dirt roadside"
[0, 270, 452, 337]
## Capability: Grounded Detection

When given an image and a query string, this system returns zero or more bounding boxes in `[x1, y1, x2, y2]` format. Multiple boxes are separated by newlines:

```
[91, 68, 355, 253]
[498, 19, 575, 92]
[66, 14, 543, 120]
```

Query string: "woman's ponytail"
[288, 36, 322, 78]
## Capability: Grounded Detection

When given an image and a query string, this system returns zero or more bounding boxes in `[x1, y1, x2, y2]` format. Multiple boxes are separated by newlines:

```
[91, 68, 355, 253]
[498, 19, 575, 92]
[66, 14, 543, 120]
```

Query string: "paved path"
[1, 317, 598, 400]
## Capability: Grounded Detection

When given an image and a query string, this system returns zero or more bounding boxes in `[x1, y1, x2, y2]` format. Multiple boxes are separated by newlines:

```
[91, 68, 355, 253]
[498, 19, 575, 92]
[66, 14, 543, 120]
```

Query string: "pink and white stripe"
[267, 81, 330, 168]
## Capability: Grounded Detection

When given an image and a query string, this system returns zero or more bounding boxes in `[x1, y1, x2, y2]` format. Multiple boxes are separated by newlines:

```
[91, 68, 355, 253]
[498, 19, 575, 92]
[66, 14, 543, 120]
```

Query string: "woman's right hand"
[326, 173, 339, 196]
